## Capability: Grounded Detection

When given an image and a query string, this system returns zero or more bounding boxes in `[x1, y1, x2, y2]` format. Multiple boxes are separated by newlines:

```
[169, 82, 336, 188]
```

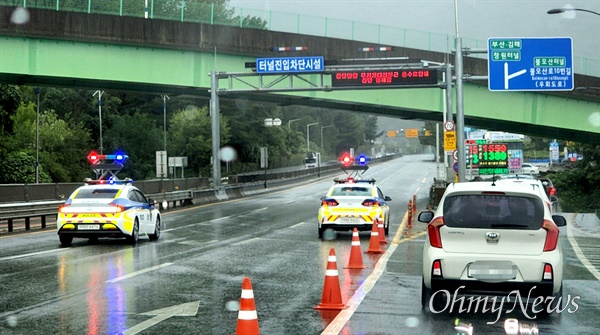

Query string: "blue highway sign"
[256, 56, 324, 74]
[488, 37, 573, 91]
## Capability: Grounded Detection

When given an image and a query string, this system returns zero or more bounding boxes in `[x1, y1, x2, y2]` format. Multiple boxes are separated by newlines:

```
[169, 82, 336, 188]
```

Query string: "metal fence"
[0, 177, 209, 203]
[2, 0, 598, 77]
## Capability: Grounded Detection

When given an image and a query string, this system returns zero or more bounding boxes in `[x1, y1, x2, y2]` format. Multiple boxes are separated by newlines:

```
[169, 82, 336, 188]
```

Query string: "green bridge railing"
[3, 0, 599, 77]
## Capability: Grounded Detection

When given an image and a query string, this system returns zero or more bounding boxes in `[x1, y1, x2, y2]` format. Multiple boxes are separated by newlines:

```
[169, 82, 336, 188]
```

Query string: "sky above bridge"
[229, 0, 600, 60]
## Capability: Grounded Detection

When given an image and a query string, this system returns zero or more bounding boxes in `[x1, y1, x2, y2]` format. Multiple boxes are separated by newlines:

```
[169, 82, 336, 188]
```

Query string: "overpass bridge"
[0, 6, 599, 143]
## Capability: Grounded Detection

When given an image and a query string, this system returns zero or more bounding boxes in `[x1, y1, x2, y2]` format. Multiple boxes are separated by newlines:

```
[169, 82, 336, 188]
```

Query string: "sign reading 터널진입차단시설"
[256, 56, 324, 74]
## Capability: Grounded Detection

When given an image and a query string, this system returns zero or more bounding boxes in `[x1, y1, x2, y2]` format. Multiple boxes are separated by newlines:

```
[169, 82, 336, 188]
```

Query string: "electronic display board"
[331, 69, 438, 87]
[468, 141, 509, 175]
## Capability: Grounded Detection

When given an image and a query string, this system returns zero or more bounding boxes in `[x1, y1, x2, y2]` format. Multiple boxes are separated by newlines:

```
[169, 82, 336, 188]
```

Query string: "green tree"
[552, 142, 600, 212]
[0, 151, 51, 184]
[0, 84, 21, 136]
[9, 102, 93, 182]
[169, 105, 231, 177]
[101, 111, 162, 180]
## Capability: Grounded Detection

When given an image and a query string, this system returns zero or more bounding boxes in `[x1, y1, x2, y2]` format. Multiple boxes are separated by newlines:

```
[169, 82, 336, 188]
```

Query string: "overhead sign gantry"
[209, 56, 453, 190]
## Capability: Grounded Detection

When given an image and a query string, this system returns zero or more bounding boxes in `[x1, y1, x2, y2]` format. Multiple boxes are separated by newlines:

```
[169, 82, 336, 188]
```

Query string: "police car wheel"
[318, 226, 324, 239]
[127, 220, 140, 245]
[59, 235, 73, 246]
[149, 217, 161, 241]
[384, 219, 390, 236]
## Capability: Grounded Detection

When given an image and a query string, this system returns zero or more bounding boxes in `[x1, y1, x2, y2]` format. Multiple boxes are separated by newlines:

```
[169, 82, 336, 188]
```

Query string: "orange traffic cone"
[365, 219, 384, 254]
[377, 218, 388, 244]
[314, 248, 347, 310]
[344, 228, 366, 269]
[236, 277, 260, 335]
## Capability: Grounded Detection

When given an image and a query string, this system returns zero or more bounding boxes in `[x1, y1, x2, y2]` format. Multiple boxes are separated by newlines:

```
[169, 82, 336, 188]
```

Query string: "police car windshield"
[76, 188, 119, 199]
[331, 186, 371, 197]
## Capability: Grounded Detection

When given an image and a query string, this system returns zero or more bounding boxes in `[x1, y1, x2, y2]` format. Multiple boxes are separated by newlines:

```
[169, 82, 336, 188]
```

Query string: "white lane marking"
[124, 301, 200, 335]
[290, 222, 305, 229]
[567, 214, 600, 281]
[233, 237, 261, 246]
[106, 263, 173, 283]
[163, 216, 233, 232]
[177, 240, 218, 246]
[0, 248, 70, 261]
[249, 207, 268, 213]
[322, 208, 414, 334]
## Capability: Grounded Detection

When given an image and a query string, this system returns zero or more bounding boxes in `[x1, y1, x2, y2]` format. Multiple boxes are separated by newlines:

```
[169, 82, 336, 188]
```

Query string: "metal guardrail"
[0, 200, 65, 232]
[0, 156, 397, 233]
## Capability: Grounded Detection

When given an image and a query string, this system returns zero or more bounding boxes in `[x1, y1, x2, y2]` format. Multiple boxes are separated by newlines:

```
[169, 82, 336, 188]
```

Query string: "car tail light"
[549, 187, 557, 196]
[427, 216, 445, 248]
[542, 219, 559, 251]
[322, 199, 338, 207]
[362, 199, 380, 207]
[109, 203, 126, 213]
[543, 264, 553, 281]
[432, 260, 443, 277]
[58, 203, 71, 213]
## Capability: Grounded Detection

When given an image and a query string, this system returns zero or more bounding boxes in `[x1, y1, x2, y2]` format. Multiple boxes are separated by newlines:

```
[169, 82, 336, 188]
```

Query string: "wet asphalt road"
[1, 155, 600, 335]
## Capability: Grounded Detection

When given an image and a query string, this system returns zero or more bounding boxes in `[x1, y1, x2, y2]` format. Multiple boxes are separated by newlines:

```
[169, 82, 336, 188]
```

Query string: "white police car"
[317, 153, 392, 238]
[56, 178, 162, 246]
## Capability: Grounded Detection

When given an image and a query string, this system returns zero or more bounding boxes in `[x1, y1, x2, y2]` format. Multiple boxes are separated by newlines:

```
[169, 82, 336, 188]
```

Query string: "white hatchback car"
[418, 181, 567, 312]
[495, 177, 559, 213]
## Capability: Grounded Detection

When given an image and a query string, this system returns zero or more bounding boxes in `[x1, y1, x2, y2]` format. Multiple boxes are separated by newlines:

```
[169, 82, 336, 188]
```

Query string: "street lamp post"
[161, 95, 169, 154]
[288, 118, 300, 129]
[306, 122, 319, 152]
[547, 7, 600, 17]
[320, 125, 332, 150]
[263, 118, 282, 188]
[93, 90, 105, 154]
[35, 87, 40, 184]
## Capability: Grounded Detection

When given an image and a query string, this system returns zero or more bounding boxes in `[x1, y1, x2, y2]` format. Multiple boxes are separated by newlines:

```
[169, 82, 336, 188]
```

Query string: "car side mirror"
[320, 196, 326, 201]
[550, 196, 558, 203]
[148, 199, 156, 207]
[552, 214, 567, 227]
[418, 211, 434, 223]
[384, 196, 392, 201]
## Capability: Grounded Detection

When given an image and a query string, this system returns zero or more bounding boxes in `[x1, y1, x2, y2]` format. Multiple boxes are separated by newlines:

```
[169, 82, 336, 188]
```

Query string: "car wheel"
[421, 279, 430, 308]
[318, 225, 324, 239]
[59, 235, 73, 246]
[127, 219, 140, 245]
[149, 216, 161, 241]
[540, 283, 563, 314]
[422, 279, 445, 312]
[384, 217, 390, 236]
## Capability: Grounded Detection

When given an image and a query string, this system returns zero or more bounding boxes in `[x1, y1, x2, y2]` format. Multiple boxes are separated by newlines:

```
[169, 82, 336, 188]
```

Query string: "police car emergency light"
[83, 177, 134, 185]
[87, 150, 129, 180]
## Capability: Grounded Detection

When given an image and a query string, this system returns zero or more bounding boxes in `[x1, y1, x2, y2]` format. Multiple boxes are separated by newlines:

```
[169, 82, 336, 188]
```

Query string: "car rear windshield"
[442, 194, 544, 229]
[331, 186, 372, 197]
[76, 188, 119, 199]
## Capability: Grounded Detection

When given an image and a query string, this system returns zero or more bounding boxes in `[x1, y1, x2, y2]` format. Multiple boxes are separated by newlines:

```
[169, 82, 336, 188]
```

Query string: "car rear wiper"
[490, 224, 529, 228]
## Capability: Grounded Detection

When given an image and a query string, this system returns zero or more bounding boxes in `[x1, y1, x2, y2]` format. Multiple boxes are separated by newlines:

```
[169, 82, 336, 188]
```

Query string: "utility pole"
[93, 90, 105, 154]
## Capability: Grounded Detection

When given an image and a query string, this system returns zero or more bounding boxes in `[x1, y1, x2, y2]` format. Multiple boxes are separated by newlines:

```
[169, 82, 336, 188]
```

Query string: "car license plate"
[340, 218, 360, 223]
[468, 261, 516, 282]
[78, 214, 97, 218]
[78, 224, 100, 230]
